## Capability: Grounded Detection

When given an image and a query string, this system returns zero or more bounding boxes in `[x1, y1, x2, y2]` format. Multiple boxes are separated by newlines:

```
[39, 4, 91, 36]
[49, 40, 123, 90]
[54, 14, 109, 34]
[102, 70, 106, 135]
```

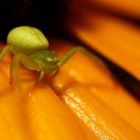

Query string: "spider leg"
[10, 53, 41, 92]
[58, 47, 95, 66]
[58, 46, 111, 76]
[57, 47, 79, 66]
[10, 54, 21, 91]
[0, 45, 11, 61]
[37, 70, 45, 83]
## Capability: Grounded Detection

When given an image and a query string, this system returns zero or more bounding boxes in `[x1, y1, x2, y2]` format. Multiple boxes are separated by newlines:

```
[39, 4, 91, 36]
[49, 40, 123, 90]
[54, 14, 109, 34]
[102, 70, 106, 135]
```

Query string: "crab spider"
[0, 26, 96, 90]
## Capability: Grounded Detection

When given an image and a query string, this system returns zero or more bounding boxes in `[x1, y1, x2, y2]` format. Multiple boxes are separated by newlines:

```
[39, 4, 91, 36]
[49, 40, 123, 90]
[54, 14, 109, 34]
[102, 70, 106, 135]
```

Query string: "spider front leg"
[10, 53, 39, 91]
[10, 54, 21, 90]
[58, 47, 98, 66]
[58, 46, 111, 76]
[0, 45, 11, 61]
[57, 47, 81, 66]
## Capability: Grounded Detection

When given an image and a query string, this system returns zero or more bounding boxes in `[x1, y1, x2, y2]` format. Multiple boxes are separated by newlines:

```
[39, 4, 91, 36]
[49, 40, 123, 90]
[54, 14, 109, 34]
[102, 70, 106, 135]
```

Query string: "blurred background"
[0, 0, 140, 98]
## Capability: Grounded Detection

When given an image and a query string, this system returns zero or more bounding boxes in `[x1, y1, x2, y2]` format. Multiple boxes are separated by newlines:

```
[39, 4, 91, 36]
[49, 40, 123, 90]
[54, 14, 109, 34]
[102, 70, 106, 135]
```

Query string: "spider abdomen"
[7, 26, 49, 54]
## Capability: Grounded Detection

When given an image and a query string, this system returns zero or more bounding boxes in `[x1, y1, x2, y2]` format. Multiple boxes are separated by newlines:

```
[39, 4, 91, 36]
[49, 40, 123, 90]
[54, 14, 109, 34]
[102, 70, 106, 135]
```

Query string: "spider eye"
[47, 56, 59, 64]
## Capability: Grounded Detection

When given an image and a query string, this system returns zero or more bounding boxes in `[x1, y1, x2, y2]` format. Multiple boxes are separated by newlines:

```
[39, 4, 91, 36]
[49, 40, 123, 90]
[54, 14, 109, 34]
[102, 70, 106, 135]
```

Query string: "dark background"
[0, 0, 67, 41]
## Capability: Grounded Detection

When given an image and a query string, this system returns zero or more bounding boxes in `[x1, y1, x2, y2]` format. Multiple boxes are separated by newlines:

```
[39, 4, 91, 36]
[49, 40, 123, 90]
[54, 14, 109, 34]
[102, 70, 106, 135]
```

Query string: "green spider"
[0, 26, 89, 88]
